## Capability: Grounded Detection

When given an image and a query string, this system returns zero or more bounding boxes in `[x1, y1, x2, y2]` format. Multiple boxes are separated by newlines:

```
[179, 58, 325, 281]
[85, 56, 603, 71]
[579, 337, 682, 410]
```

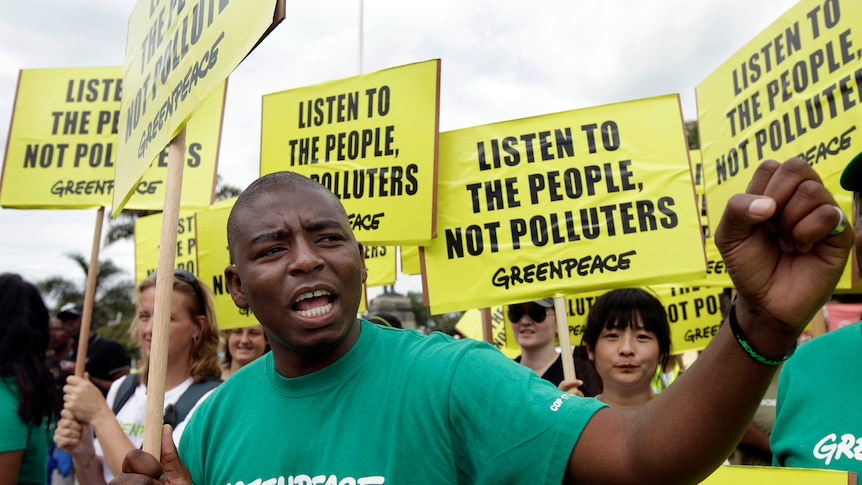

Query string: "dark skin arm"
[565, 159, 852, 484]
[0, 450, 23, 485]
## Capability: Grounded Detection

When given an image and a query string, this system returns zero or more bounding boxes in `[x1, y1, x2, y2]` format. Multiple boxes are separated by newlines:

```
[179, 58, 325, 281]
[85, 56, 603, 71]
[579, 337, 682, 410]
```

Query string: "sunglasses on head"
[507, 303, 549, 323]
[174, 269, 206, 315]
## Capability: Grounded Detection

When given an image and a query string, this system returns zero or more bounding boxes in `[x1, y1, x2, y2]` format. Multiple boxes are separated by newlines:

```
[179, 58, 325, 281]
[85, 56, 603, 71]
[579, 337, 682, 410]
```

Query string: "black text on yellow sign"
[444, 121, 679, 292]
[1, 67, 224, 210]
[260, 60, 439, 245]
[699, 0, 862, 194]
[423, 95, 703, 314]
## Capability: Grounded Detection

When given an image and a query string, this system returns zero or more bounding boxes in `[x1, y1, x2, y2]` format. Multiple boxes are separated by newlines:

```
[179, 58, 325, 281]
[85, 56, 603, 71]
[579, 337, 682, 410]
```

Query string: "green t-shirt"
[180, 321, 605, 484]
[772, 321, 862, 473]
[0, 377, 48, 485]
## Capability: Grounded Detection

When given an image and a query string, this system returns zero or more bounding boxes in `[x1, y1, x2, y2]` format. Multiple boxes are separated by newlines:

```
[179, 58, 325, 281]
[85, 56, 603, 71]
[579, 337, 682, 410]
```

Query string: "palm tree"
[38, 253, 134, 332]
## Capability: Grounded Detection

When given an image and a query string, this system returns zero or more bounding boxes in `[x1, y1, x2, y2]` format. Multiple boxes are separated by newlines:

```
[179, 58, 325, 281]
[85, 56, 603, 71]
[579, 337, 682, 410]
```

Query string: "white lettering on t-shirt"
[229, 475, 385, 485]
[550, 392, 573, 412]
[813, 433, 862, 465]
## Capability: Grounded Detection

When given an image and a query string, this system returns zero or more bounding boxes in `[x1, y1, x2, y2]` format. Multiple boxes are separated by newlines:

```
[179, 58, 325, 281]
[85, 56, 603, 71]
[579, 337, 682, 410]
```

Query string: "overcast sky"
[0, 0, 799, 301]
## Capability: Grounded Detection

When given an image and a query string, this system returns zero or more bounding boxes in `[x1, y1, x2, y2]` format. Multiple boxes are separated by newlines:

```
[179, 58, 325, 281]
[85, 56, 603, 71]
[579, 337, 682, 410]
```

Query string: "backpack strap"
[163, 377, 221, 428]
[111, 374, 140, 415]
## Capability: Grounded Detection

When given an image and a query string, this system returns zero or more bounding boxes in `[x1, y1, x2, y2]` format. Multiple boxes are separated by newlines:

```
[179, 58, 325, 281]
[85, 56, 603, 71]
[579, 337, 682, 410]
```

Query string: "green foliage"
[37, 253, 134, 333]
[685, 120, 699, 150]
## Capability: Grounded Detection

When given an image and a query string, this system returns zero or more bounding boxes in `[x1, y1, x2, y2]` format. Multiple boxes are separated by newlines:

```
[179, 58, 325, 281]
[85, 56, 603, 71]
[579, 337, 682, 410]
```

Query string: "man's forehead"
[237, 189, 348, 230]
[247, 183, 338, 208]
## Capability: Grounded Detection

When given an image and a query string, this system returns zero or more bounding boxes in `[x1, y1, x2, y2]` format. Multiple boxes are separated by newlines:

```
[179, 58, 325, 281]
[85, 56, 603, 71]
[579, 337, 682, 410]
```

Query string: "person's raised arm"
[564, 158, 854, 484]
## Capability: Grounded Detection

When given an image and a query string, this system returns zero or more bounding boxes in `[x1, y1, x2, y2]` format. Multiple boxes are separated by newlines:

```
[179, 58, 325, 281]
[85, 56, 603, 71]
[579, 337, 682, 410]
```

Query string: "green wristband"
[728, 300, 795, 366]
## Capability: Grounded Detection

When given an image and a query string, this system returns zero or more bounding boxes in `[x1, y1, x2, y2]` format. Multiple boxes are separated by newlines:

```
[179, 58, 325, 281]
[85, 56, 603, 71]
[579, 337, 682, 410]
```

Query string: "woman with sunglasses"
[508, 299, 601, 397]
[53, 270, 222, 484]
[580, 288, 671, 410]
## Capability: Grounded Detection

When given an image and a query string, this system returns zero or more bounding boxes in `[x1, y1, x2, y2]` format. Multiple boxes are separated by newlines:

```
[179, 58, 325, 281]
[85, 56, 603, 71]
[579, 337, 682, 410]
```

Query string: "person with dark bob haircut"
[0, 273, 54, 484]
[581, 288, 671, 410]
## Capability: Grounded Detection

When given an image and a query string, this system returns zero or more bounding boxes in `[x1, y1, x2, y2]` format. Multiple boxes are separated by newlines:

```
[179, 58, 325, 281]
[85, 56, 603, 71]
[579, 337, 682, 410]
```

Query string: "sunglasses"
[174, 269, 206, 316]
[507, 303, 550, 323]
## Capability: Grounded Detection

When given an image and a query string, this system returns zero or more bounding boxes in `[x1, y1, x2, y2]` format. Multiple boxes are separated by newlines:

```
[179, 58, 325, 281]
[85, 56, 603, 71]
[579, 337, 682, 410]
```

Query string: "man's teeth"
[296, 302, 333, 317]
[295, 289, 331, 302]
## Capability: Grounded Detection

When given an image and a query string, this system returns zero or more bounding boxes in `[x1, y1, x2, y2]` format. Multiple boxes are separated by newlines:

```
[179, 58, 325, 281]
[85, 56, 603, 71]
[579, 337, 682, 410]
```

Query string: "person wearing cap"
[57, 302, 130, 395]
[769, 153, 862, 474]
[508, 298, 601, 396]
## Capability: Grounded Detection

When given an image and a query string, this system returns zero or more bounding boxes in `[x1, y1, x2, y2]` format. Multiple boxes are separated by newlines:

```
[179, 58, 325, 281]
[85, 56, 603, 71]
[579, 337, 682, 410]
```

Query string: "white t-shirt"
[95, 375, 215, 481]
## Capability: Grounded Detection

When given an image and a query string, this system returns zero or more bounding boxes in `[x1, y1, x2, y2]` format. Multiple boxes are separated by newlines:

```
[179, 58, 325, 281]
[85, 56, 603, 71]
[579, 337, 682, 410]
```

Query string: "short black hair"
[580, 288, 672, 372]
[227, 171, 346, 263]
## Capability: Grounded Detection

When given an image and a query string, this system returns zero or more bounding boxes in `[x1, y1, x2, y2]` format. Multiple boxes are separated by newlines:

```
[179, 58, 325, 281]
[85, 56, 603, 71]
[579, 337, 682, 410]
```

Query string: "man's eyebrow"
[305, 219, 348, 232]
[249, 229, 289, 246]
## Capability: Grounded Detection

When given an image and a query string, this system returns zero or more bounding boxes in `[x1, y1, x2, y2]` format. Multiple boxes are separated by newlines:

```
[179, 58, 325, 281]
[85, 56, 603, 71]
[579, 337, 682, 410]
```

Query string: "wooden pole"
[554, 296, 577, 381]
[74, 206, 105, 377]
[480, 307, 493, 344]
[142, 128, 186, 455]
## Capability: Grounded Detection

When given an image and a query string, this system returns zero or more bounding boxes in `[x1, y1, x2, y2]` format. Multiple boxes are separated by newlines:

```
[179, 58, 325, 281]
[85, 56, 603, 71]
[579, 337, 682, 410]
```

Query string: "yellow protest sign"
[699, 465, 854, 484]
[423, 95, 705, 314]
[195, 200, 261, 331]
[0, 67, 224, 210]
[652, 285, 726, 353]
[696, 0, 860, 284]
[113, 0, 284, 214]
[362, 245, 396, 288]
[260, 59, 440, 245]
[134, 209, 199, 283]
[399, 246, 421, 275]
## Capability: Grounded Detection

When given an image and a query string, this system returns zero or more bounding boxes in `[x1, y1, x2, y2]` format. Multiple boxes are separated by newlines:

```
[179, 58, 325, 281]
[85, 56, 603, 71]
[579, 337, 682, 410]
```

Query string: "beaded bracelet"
[728, 300, 795, 366]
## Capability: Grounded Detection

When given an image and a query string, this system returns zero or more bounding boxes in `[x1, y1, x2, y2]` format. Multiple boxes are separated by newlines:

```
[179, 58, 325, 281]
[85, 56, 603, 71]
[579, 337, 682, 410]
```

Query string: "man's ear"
[357, 242, 368, 284]
[224, 266, 249, 309]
